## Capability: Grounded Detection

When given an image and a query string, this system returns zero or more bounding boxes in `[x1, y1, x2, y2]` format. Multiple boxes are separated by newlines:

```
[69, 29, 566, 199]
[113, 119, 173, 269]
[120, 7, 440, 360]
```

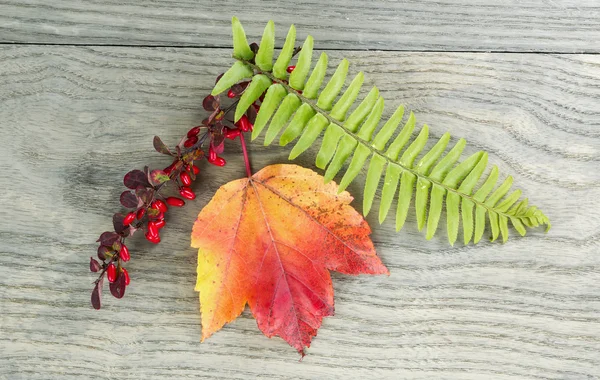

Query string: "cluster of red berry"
[90, 73, 262, 310]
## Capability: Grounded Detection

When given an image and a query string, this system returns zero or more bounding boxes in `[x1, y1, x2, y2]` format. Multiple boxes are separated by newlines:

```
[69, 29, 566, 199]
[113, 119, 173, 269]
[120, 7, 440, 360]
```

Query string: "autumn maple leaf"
[191, 164, 388, 354]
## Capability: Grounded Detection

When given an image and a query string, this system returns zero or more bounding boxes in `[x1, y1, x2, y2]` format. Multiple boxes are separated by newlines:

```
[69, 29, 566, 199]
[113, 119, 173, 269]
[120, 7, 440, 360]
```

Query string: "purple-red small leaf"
[126, 226, 138, 238]
[97, 231, 119, 246]
[229, 83, 245, 96]
[120, 191, 139, 208]
[113, 213, 126, 234]
[147, 207, 160, 217]
[124, 169, 150, 189]
[109, 274, 126, 299]
[97, 245, 111, 260]
[212, 135, 225, 154]
[211, 139, 225, 155]
[153, 136, 173, 156]
[246, 102, 258, 124]
[150, 169, 170, 185]
[90, 257, 101, 272]
[202, 95, 219, 111]
[91, 278, 103, 310]
[136, 187, 152, 205]
[188, 167, 197, 181]
[111, 240, 122, 253]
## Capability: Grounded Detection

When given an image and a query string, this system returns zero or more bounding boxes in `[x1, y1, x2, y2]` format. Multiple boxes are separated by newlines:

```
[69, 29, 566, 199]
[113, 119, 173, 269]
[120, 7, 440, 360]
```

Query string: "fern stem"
[239, 59, 523, 221]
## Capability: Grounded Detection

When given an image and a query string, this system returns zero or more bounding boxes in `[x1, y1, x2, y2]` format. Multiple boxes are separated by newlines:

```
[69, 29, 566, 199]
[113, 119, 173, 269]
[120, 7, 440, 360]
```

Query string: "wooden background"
[1, 1, 599, 379]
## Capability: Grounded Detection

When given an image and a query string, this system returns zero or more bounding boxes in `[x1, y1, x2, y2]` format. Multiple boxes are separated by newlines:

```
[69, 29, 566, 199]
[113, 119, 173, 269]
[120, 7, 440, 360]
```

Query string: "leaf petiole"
[239, 131, 253, 177]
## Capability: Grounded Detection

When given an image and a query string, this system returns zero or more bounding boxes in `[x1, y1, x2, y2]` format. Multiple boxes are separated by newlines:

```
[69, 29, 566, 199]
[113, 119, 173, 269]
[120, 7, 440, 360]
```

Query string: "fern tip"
[362, 203, 372, 218]
[288, 149, 300, 160]
[234, 110, 243, 123]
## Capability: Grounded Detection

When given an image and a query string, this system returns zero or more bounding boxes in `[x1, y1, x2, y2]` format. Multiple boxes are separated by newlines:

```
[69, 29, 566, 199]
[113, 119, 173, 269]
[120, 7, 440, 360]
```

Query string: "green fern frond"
[212, 17, 551, 245]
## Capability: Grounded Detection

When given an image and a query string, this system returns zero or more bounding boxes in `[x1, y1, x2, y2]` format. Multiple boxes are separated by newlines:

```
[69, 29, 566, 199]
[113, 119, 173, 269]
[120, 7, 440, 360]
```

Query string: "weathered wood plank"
[0, 46, 599, 379]
[1, 0, 600, 52]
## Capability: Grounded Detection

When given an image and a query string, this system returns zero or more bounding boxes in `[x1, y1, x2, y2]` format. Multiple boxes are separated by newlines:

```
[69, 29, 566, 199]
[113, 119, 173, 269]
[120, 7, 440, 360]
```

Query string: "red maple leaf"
[191, 164, 388, 354]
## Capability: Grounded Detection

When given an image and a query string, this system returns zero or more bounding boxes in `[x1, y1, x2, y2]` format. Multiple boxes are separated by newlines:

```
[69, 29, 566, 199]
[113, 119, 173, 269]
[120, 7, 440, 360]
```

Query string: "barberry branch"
[91, 72, 263, 310]
[92, 40, 302, 310]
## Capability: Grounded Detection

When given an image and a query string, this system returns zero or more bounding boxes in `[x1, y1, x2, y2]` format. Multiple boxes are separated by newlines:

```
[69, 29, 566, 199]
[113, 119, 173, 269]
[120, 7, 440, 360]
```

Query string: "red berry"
[180, 171, 192, 186]
[136, 208, 146, 220]
[152, 199, 168, 213]
[145, 231, 160, 244]
[122, 268, 130, 286]
[164, 163, 175, 175]
[223, 127, 241, 140]
[179, 187, 196, 200]
[119, 244, 130, 262]
[123, 212, 136, 226]
[187, 126, 201, 138]
[236, 115, 253, 132]
[151, 211, 165, 220]
[191, 165, 200, 175]
[227, 89, 236, 98]
[107, 263, 117, 283]
[154, 219, 166, 229]
[209, 156, 226, 167]
[208, 145, 217, 162]
[147, 221, 159, 237]
[184, 136, 198, 148]
[286, 65, 296, 73]
[166, 197, 185, 207]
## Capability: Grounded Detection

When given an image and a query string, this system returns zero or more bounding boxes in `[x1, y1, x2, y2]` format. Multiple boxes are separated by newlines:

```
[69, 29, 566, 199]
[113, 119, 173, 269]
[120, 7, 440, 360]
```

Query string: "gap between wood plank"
[1, 41, 599, 55]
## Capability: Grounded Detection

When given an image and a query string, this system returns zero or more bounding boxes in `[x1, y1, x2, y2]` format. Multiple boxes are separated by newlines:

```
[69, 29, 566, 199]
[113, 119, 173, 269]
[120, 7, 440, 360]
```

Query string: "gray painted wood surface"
[2, 0, 600, 52]
[1, 2, 600, 379]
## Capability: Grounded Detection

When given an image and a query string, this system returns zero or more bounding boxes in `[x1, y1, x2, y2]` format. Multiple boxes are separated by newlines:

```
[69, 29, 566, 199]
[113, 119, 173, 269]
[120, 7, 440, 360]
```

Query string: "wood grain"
[1, 46, 599, 379]
[2, 0, 600, 52]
